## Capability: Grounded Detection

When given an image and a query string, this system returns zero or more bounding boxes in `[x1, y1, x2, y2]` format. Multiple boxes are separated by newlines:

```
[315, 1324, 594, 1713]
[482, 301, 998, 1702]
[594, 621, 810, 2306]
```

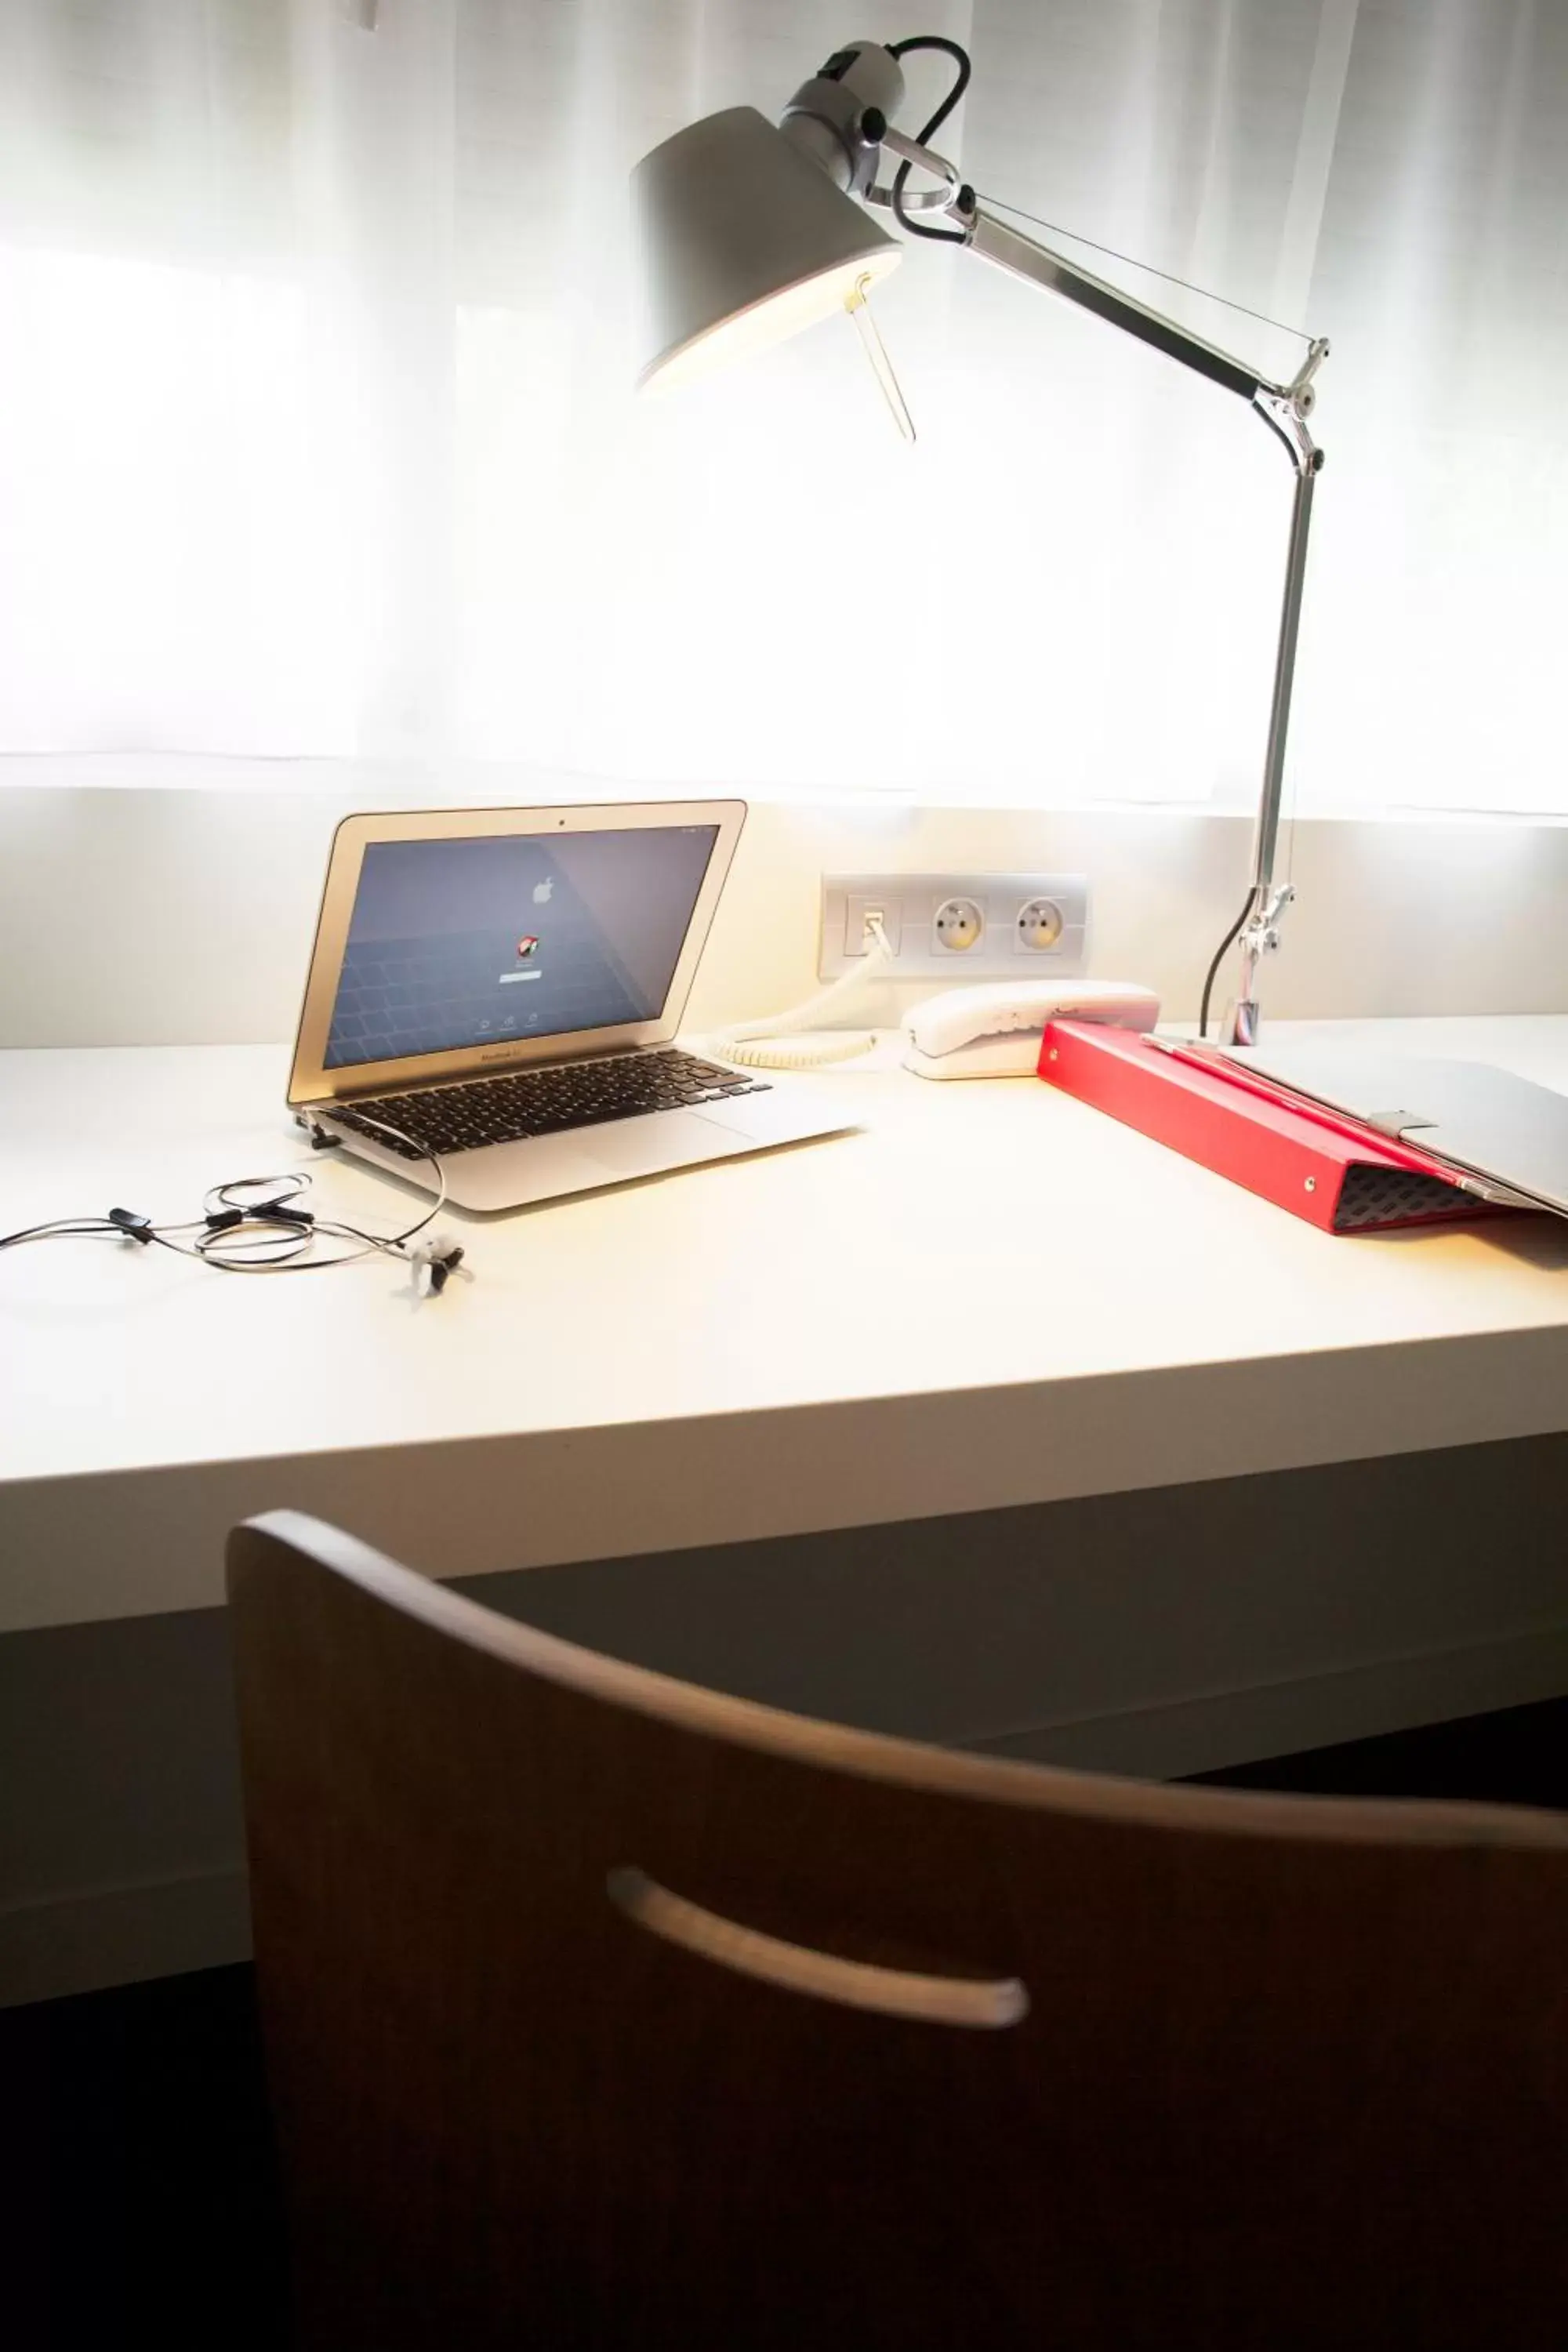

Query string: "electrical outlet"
[933, 895, 985, 954]
[820, 873, 1088, 981]
[1015, 895, 1065, 953]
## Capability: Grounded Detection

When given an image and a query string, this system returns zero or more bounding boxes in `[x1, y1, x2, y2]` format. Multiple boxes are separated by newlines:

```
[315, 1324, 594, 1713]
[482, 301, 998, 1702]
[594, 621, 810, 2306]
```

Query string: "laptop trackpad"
[585, 1109, 746, 1175]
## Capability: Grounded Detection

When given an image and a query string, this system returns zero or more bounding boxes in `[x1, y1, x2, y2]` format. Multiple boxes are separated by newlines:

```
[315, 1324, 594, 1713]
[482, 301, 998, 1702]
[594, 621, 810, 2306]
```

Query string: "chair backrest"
[228, 1512, 1568, 2352]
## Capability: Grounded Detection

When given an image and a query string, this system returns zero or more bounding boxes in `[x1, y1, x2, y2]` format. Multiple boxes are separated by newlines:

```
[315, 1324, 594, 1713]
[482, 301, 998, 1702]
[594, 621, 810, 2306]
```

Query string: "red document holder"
[1038, 1018, 1503, 1235]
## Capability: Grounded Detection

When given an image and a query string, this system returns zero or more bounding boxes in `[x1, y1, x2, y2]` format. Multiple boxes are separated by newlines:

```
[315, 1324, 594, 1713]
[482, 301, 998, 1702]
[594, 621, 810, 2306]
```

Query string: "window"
[1, 1, 1563, 812]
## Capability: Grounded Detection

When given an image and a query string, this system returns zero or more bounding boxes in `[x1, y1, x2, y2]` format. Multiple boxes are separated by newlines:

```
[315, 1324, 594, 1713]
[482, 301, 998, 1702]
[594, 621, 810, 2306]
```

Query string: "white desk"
[5, 1018, 1568, 1636]
[7, 1017, 1568, 2003]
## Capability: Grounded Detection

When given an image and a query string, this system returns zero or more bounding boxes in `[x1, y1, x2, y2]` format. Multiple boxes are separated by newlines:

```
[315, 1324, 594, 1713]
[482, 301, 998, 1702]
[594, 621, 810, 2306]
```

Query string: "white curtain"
[1, 0, 1564, 811]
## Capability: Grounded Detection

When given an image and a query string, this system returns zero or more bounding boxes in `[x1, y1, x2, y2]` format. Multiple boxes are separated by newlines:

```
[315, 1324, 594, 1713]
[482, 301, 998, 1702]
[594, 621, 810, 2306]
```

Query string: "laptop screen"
[322, 823, 720, 1071]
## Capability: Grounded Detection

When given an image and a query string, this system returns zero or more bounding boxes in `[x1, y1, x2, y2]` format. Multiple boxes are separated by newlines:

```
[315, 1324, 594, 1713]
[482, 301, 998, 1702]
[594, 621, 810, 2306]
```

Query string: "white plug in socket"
[845, 895, 902, 956]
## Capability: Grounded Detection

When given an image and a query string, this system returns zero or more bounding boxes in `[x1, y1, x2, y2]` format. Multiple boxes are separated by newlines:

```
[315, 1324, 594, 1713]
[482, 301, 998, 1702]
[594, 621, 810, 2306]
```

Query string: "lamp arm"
[870, 147, 1329, 1044]
[866, 124, 963, 215]
[1226, 394, 1322, 1044]
[966, 202, 1276, 402]
[870, 153, 1327, 412]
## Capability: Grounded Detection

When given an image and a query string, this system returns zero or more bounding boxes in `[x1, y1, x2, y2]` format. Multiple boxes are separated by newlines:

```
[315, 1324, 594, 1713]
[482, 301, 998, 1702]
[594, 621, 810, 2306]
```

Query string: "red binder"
[1037, 1018, 1504, 1234]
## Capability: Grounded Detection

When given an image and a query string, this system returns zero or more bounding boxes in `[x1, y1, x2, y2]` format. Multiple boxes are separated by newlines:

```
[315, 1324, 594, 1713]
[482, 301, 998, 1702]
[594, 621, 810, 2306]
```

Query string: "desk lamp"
[633, 36, 1328, 1044]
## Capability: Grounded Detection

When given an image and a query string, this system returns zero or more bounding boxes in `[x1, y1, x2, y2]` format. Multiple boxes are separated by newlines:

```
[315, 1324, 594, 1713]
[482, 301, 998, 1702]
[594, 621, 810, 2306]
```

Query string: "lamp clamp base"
[1221, 884, 1295, 1047]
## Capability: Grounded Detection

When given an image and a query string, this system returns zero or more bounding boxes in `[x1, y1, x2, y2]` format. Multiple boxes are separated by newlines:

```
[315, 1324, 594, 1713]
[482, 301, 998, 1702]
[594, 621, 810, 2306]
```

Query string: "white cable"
[727, 1031, 871, 1070]
[707, 914, 895, 1070]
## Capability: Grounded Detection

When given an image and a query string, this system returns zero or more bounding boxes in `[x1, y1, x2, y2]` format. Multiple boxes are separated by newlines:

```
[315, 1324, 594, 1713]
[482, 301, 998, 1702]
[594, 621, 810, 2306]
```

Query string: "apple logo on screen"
[532, 878, 554, 905]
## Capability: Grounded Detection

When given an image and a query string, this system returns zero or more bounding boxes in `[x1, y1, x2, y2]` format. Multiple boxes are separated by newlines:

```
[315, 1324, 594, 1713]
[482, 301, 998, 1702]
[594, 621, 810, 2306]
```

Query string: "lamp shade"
[633, 106, 901, 390]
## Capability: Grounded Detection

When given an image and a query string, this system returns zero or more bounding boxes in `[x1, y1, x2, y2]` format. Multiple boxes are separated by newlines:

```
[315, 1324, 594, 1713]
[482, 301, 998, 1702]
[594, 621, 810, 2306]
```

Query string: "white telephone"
[905, 978, 1160, 1079]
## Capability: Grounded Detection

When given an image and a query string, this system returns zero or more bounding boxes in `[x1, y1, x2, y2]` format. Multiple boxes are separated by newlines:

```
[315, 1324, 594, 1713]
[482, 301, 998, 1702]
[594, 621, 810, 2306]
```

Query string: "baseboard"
[961, 1624, 1568, 1780]
[0, 1868, 251, 2009]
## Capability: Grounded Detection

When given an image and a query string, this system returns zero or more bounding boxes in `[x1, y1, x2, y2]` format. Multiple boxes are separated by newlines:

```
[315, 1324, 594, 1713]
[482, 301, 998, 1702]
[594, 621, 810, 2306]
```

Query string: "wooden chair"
[228, 1511, 1568, 2351]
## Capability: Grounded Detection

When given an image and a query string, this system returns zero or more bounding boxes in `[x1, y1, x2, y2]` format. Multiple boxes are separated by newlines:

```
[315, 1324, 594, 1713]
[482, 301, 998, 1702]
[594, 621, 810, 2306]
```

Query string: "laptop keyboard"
[328, 1050, 771, 1161]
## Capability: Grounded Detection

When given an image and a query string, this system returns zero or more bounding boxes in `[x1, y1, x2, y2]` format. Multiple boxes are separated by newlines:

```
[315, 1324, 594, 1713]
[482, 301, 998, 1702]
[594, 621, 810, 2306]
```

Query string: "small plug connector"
[408, 1232, 466, 1296]
[428, 1243, 464, 1297]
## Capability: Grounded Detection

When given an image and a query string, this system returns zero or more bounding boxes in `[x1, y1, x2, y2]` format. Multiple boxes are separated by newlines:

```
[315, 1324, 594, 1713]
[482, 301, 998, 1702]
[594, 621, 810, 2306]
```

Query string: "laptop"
[286, 800, 856, 1211]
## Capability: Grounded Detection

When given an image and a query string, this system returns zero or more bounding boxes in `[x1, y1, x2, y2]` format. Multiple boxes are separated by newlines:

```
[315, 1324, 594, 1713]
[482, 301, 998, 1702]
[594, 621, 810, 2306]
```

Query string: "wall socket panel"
[818, 873, 1090, 982]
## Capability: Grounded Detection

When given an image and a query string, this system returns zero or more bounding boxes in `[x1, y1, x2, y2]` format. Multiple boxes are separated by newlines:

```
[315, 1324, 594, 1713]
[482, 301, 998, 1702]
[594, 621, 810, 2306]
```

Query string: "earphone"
[405, 1232, 466, 1295]
[0, 1122, 470, 1297]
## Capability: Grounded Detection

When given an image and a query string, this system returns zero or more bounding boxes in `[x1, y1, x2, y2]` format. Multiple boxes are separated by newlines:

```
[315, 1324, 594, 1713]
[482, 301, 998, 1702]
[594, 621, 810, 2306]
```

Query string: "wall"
[3, 781, 1568, 1048]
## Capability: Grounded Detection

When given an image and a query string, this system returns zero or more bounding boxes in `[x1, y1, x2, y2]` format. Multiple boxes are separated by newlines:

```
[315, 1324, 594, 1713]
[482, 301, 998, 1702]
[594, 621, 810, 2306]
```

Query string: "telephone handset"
[905, 979, 1160, 1079]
